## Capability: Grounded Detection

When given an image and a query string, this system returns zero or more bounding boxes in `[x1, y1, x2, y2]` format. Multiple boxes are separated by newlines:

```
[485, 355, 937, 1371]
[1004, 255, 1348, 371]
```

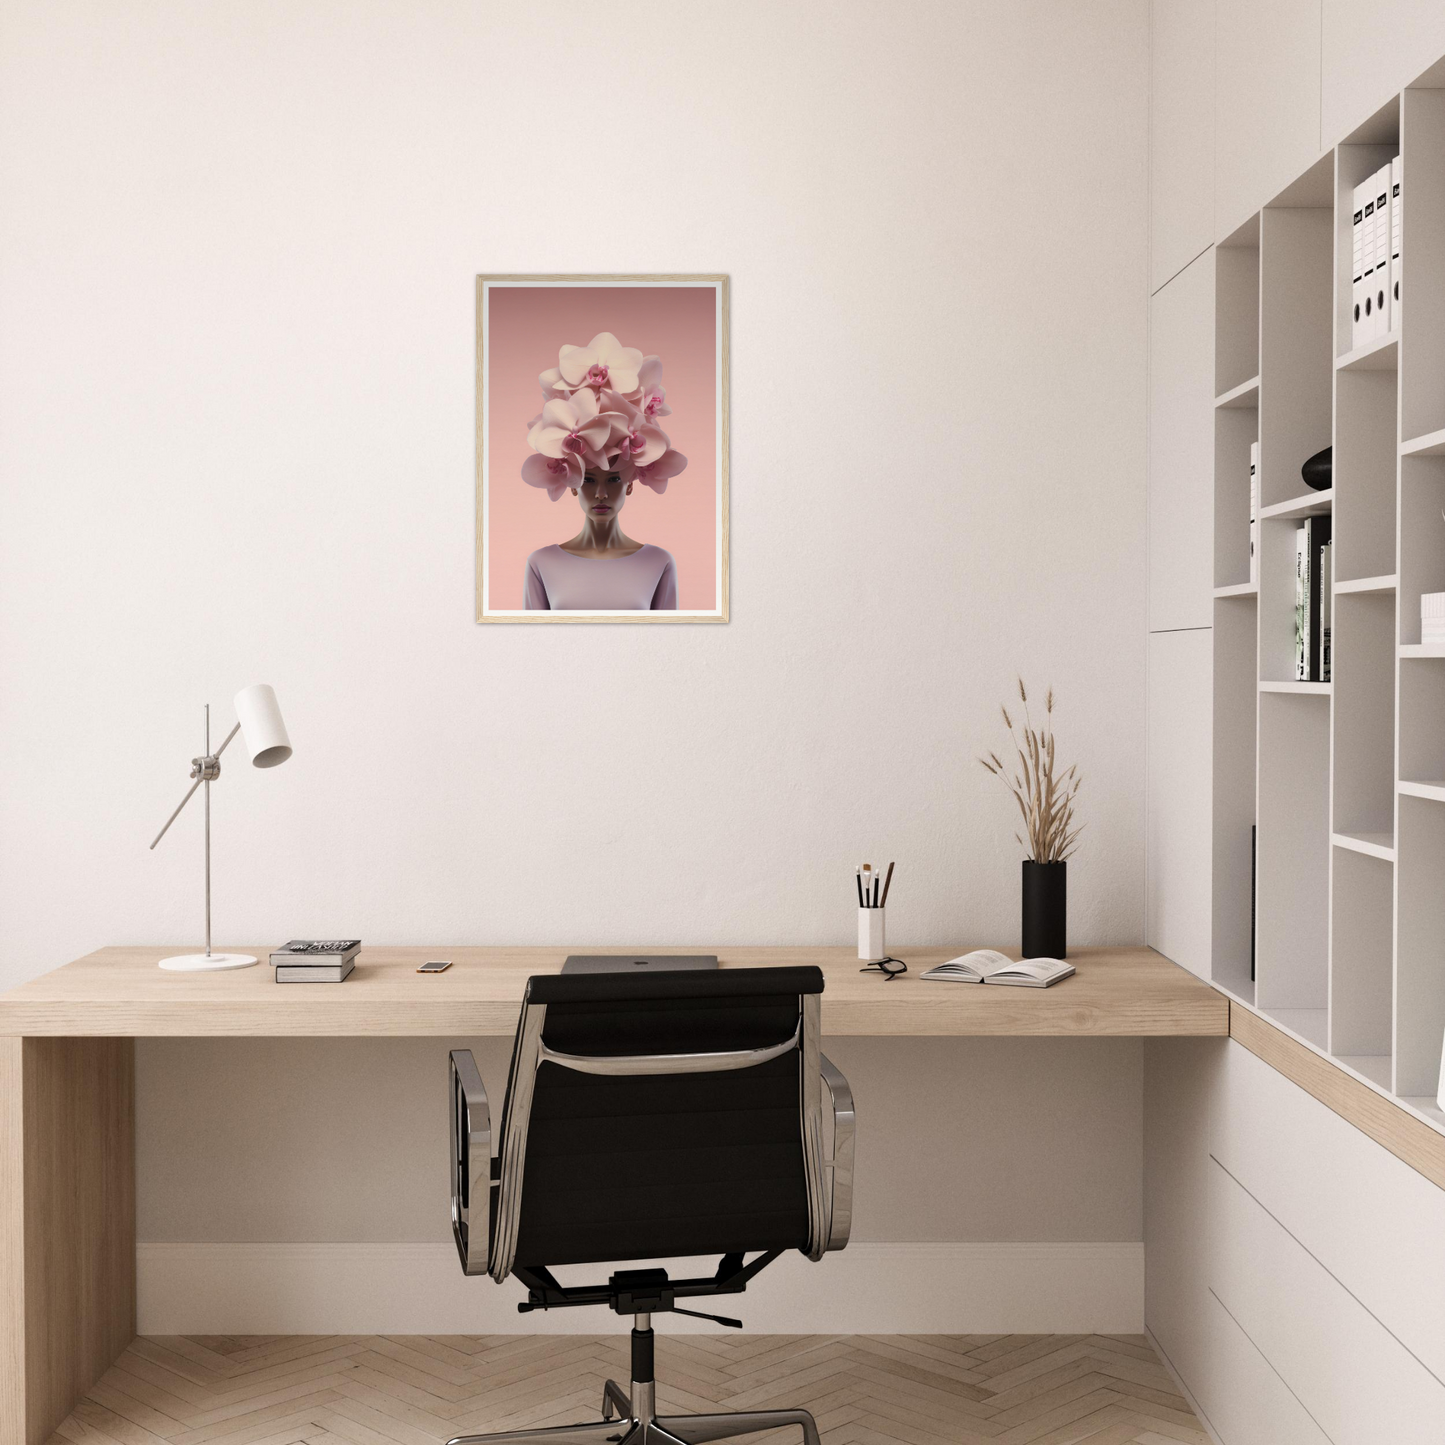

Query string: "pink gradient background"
[483, 284, 719, 612]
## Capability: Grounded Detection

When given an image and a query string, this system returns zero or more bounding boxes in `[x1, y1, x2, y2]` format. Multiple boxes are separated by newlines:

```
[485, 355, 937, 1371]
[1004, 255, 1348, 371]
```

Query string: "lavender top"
[524, 544, 678, 611]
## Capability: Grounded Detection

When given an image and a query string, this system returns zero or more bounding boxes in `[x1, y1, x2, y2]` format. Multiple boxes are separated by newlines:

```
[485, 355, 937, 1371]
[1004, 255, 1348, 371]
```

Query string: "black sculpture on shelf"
[1302, 444, 1332, 491]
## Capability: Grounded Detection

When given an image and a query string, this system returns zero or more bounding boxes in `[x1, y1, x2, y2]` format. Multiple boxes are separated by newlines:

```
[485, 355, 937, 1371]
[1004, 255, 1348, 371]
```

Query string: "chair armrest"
[449, 1049, 492, 1276]
[819, 1052, 854, 1251]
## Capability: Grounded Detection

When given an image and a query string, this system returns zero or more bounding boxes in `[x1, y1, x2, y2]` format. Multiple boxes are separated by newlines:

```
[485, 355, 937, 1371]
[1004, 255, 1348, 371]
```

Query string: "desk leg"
[0, 1037, 136, 1445]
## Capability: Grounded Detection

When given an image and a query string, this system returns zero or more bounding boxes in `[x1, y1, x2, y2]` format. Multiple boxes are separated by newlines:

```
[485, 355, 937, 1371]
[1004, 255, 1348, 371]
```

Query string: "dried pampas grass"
[979, 678, 1083, 863]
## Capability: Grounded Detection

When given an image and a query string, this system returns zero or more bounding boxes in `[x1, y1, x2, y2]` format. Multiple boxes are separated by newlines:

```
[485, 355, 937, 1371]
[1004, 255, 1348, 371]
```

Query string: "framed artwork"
[475, 274, 729, 623]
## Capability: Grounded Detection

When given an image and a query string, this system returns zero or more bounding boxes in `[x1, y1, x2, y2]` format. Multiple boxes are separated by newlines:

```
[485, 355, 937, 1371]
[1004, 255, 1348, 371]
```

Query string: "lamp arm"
[213, 721, 242, 759]
[148, 722, 241, 850]
[149, 777, 203, 850]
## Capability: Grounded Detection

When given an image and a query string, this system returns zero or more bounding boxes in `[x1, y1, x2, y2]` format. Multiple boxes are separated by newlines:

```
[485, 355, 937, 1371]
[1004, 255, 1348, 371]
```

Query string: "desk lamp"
[149, 684, 293, 971]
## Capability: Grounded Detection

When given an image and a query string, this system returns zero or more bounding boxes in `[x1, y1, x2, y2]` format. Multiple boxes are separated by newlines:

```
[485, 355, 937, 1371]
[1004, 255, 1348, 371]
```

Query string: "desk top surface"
[0, 944, 1227, 1037]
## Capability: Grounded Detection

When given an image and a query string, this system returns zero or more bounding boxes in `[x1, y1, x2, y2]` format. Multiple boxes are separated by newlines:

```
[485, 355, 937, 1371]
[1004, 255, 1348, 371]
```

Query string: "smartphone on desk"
[417, 959, 452, 973]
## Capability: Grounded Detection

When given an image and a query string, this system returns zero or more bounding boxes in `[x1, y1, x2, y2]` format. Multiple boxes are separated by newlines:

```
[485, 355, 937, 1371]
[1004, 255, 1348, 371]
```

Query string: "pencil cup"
[858, 907, 886, 962]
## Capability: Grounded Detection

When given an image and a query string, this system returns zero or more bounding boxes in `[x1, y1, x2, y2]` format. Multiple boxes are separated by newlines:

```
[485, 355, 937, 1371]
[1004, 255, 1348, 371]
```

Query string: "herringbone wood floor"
[49, 1334, 1209, 1445]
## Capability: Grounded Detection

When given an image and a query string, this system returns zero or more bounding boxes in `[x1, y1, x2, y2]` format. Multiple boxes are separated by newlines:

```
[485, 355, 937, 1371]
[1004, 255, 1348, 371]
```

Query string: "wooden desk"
[0, 944, 1223, 1445]
[0, 943, 1225, 1038]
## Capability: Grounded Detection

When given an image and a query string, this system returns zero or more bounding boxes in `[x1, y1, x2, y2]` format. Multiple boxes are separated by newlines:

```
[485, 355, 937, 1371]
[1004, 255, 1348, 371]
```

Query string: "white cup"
[858, 907, 886, 962]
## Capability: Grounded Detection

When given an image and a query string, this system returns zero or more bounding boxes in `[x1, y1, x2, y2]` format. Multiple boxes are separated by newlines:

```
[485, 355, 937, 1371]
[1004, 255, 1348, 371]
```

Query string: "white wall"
[0, 0, 1149, 985]
[0, 0, 1152, 1324]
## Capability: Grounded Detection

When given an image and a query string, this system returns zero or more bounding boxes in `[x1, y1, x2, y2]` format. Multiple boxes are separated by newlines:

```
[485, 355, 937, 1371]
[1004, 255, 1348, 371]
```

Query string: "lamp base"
[158, 952, 258, 972]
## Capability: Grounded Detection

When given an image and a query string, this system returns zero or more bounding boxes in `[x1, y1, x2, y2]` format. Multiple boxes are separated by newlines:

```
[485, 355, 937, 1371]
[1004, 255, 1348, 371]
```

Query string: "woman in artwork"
[521, 332, 688, 611]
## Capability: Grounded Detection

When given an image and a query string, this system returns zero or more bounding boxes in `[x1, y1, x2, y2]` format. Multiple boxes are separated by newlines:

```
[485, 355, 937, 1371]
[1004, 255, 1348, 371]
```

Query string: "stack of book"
[270, 939, 361, 982]
[1352, 156, 1401, 347]
[1294, 518, 1332, 682]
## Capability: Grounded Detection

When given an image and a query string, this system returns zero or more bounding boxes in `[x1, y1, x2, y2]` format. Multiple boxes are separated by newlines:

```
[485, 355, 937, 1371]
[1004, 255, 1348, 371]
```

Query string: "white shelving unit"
[1212, 77, 1445, 1132]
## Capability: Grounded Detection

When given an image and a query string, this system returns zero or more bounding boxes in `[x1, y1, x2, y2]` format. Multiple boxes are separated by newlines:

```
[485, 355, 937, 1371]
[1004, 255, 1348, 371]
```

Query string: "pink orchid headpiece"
[521, 331, 688, 500]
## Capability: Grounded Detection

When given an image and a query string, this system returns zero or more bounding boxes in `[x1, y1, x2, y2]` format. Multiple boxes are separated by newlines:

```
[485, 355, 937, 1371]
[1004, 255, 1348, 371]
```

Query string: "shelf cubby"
[1259, 187, 1332, 511]
[1332, 592, 1396, 837]
[1255, 692, 1330, 1017]
[1396, 795, 1445, 1097]
[1399, 653, 1445, 785]
[1329, 847, 1393, 1066]
[1211, 593, 1259, 1003]
[1334, 370, 1397, 581]
[1214, 403, 1257, 589]
[1216, 216, 1260, 398]
[1336, 132, 1399, 362]
[1398, 454, 1445, 644]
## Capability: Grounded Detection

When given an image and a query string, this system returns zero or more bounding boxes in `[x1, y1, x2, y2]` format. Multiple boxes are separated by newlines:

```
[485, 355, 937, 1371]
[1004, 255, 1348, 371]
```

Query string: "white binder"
[1249, 441, 1259, 587]
[1351, 179, 1369, 349]
[1372, 165, 1391, 341]
[1391, 154, 1402, 333]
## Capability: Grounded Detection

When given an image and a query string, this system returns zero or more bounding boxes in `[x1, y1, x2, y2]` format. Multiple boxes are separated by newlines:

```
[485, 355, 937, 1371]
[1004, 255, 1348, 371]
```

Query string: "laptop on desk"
[561, 954, 719, 974]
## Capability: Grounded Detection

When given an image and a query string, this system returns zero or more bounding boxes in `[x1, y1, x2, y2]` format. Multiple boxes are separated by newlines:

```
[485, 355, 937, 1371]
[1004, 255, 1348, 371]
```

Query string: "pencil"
[880, 860, 895, 907]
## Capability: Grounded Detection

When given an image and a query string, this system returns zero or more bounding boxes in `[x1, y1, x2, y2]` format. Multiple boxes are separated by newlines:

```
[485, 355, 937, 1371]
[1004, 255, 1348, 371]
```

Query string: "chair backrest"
[488, 966, 828, 1281]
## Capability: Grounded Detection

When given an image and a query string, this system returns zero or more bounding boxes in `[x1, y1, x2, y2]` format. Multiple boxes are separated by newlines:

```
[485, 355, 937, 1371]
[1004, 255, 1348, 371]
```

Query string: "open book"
[920, 950, 1075, 988]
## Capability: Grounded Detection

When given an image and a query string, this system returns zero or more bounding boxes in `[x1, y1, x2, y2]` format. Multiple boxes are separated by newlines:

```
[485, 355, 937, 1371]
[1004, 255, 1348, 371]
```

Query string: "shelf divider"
[1260, 488, 1333, 520]
[1336, 334, 1398, 372]
[1215, 374, 1260, 409]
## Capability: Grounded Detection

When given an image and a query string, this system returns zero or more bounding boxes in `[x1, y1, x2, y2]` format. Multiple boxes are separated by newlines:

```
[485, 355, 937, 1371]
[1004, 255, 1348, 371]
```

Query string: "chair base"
[446, 1380, 821, 1445]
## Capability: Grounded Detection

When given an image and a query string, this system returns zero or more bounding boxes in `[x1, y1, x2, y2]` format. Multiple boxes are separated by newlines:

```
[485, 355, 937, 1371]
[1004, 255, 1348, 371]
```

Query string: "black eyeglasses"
[859, 956, 908, 981]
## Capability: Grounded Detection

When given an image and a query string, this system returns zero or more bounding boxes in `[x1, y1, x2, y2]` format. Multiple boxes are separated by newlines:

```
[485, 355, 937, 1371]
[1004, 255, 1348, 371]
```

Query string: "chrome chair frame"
[446, 985, 854, 1445]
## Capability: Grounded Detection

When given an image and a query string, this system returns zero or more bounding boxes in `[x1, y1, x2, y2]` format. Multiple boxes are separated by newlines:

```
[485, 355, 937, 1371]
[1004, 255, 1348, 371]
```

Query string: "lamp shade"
[233, 684, 292, 768]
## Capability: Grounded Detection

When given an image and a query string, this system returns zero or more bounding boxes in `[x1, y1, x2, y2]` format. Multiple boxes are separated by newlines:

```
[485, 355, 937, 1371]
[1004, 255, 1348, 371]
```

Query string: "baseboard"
[137, 1241, 1143, 1335]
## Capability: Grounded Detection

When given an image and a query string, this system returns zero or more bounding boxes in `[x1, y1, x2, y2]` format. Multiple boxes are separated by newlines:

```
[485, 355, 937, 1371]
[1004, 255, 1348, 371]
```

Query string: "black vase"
[1301, 445, 1332, 491]
[1022, 860, 1067, 959]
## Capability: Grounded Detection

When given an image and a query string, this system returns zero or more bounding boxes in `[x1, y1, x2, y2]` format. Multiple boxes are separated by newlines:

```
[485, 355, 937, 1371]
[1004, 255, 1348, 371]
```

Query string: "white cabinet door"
[1215, 0, 1323, 237]
[1151, 0, 1215, 292]
[1211, 1156, 1445, 1444]
[1147, 629, 1213, 978]
[1322, 0, 1445, 145]
[1197, 1290, 1332, 1445]
[1214, 1039, 1445, 1385]
[1149, 251, 1215, 632]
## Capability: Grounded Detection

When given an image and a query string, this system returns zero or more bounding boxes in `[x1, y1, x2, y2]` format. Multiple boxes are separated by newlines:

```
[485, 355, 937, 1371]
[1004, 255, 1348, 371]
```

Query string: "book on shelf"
[920, 950, 1074, 988]
[1320, 538, 1332, 682]
[276, 958, 355, 984]
[1293, 517, 1332, 681]
[1295, 526, 1308, 679]
[1249, 442, 1259, 584]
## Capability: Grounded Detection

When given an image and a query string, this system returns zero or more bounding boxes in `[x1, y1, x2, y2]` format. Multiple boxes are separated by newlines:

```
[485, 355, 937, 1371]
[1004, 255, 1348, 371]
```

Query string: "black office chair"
[446, 965, 855, 1445]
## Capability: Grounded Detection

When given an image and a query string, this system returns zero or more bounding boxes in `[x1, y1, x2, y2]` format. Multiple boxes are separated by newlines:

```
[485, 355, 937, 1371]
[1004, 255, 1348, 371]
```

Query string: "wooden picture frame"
[475, 274, 729, 623]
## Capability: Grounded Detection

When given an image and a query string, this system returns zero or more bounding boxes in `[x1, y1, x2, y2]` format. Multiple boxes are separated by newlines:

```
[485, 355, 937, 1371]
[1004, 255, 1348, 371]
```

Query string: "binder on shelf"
[1373, 164, 1391, 341]
[1391, 154, 1402, 332]
[1351, 179, 1367, 349]
[1358, 177, 1369, 341]
[1249, 441, 1259, 585]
